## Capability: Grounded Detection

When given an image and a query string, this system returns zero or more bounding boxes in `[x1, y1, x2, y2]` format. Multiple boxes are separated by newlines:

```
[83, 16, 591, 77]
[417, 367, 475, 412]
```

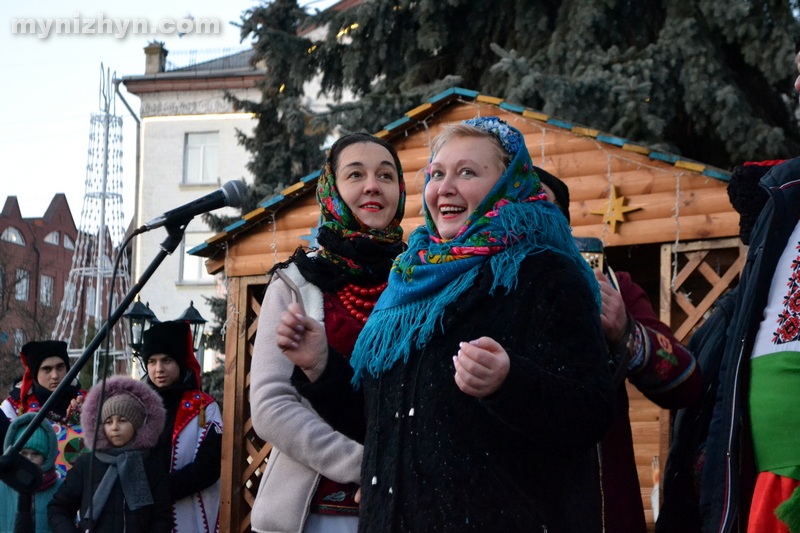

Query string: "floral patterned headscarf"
[350, 117, 598, 385]
[314, 134, 406, 278]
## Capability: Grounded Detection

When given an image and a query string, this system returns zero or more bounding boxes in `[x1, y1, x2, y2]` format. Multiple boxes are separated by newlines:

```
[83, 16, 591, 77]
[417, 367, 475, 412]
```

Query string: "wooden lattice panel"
[659, 238, 746, 344]
[220, 276, 269, 533]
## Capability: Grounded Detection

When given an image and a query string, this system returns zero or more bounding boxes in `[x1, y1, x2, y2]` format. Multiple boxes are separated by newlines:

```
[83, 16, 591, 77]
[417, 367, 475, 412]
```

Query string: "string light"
[336, 22, 359, 38]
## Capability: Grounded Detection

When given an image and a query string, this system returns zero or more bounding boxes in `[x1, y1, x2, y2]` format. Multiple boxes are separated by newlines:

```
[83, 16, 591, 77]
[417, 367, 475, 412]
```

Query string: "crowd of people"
[0, 322, 222, 532]
[3, 43, 800, 533]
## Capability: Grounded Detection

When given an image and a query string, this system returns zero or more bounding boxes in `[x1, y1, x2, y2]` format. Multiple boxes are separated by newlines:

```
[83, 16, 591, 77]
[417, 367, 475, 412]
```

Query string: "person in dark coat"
[537, 169, 702, 533]
[48, 376, 171, 533]
[278, 117, 617, 532]
[142, 320, 222, 533]
[656, 160, 777, 533]
[657, 158, 800, 533]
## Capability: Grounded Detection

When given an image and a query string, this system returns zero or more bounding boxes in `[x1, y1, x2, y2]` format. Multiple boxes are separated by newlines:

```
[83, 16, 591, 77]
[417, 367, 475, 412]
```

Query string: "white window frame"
[1, 227, 25, 245]
[63, 234, 75, 250]
[86, 285, 96, 317]
[15, 269, 29, 301]
[63, 280, 76, 311]
[40, 274, 54, 307]
[14, 329, 25, 353]
[180, 232, 215, 284]
[183, 131, 219, 184]
[44, 231, 59, 245]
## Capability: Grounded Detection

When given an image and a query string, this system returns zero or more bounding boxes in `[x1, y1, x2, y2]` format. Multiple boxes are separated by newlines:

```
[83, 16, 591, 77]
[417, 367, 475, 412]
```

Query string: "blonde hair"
[430, 123, 510, 172]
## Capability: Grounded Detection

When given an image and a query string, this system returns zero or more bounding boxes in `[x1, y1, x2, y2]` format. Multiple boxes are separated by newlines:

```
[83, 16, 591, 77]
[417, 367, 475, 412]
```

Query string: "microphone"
[141, 180, 247, 231]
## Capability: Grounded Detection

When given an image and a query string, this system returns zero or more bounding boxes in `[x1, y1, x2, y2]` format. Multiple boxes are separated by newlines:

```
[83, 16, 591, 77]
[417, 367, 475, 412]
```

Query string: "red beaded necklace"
[337, 281, 388, 324]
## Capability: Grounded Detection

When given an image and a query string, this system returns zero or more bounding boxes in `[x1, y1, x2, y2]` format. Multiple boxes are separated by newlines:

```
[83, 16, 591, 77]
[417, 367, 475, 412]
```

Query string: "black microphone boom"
[141, 180, 247, 231]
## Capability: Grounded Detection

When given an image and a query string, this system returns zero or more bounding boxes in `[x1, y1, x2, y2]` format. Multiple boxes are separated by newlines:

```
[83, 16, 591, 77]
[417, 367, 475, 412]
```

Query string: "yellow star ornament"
[589, 185, 642, 233]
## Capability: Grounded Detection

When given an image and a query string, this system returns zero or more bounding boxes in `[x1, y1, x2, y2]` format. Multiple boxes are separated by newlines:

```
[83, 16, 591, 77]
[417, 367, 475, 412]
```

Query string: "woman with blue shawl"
[278, 118, 616, 532]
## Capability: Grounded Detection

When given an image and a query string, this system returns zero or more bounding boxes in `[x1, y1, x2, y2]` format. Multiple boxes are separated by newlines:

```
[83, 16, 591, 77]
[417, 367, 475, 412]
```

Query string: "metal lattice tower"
[53, 65, 131, 382]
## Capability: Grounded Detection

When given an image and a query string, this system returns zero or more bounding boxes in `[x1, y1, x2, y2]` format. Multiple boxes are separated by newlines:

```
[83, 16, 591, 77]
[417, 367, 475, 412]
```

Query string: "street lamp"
[123, 296, 158, 359]
[176, 300, 207, 354]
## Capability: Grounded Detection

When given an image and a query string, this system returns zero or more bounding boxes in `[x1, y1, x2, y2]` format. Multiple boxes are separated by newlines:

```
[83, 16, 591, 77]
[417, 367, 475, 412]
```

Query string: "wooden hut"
[190, 88, 741, 532]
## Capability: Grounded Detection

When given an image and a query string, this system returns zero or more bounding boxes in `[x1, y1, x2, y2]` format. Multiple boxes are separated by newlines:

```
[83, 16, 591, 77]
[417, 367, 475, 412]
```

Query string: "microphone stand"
[0, 221, 190, 491]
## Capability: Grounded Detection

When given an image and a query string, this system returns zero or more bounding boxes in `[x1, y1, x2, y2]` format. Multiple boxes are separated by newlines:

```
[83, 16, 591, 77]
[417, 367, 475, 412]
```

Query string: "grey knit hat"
[101, 393, 146, 432]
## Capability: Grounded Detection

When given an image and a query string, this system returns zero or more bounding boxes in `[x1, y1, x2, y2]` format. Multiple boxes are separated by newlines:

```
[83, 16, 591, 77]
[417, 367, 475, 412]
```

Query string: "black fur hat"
[141, 321, 201, 389]
[20, 341, 69, 377]
[535, 167, 571, 223]
[727, 162, 778, 245]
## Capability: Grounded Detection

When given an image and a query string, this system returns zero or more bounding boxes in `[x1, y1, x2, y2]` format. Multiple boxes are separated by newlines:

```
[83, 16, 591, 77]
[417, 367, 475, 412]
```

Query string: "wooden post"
[219, 276, 241, 533]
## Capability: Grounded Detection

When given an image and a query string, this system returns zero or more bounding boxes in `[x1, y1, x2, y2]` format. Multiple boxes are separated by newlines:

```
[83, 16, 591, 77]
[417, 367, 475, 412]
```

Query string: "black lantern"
[176, 301, 207, 353]
[123, 296, 158, 357]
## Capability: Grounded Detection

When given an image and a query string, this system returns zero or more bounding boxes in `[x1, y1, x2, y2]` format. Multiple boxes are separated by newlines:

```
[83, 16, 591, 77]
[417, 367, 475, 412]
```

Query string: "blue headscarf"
[349, 117, 599, 385]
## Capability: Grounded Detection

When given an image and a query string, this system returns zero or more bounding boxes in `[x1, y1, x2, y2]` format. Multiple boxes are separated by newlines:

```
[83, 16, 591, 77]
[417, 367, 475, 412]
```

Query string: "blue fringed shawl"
[349, 117, 599, 386]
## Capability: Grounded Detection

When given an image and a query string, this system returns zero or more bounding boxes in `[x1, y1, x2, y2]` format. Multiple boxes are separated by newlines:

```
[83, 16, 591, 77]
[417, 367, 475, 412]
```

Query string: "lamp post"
[122, 296, 158, 372]
[176, 300, 207, 369]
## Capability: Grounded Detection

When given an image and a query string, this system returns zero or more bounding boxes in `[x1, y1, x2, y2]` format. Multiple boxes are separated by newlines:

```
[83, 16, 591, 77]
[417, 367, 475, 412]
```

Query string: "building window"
[15, 269, 29, 301]
[63, 280, 76, 311]
[14, 329, 25, 353]
[184, 132, 219, 183]
[1, 227, 25, 245]
[86, 285, 96, 317]
[181, 233, 215, 283]
[63, 234, 75, 250]
[40, 274, 54, 307]
[44, 231, 59, 245]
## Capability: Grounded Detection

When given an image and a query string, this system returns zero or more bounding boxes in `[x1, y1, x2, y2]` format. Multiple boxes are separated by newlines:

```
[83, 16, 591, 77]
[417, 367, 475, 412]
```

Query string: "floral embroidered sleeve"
[617, 271, 702, 409]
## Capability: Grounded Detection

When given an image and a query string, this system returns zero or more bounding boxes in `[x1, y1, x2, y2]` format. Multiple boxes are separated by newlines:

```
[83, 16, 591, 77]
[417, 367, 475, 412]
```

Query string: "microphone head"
[221, 180, 248, 208]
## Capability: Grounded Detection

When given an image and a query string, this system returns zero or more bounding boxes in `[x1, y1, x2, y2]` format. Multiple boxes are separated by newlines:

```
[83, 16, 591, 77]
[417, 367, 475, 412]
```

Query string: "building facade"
[122, 43, 263, 370]
[0, 194, 78, 394]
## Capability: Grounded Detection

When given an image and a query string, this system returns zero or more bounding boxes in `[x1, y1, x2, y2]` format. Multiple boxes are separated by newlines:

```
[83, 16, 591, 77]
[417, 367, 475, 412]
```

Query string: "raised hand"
[276, 302, 328, 381]
[594, 269, 628, 343]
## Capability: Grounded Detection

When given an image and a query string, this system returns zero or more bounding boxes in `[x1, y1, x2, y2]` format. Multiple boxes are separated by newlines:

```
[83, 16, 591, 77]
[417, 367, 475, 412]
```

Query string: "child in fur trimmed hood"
[47, 377, 172, 533]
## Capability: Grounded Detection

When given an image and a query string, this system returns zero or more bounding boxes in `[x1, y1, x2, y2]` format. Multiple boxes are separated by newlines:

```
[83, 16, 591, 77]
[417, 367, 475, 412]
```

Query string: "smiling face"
[146, 353, 181, 389]
[333, 142, 401, 230]
[104, 414, 136, 448]
[37, 356, 67, 392]
[425, 136, 506, 240]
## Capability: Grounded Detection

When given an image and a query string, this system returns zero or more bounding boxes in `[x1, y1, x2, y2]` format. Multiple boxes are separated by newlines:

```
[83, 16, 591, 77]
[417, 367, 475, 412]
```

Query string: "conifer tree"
[233, 0, 800, 202]
[205, 0, 329, 232]
[300, 0, 800, 168]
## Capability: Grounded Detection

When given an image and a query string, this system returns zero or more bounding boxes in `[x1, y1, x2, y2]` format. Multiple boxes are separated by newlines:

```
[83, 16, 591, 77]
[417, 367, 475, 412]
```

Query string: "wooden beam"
[573, 189, 733, 225]
[660, 243, 672, 326]
[674, 252, 746, 341]
[219, 277, 241, 533]
[571, 212, 740, 248]
[672, 251, 710, 289]
[674, 237, 742, 252]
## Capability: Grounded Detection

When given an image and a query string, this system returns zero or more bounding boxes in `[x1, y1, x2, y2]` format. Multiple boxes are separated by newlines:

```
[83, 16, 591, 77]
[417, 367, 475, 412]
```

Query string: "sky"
[0, 0, 339, 223]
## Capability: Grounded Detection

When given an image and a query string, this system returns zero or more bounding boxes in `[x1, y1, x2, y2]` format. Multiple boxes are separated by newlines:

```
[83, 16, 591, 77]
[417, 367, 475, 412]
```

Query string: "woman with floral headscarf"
[278, 118, 616, 532]
[250, 133, 406, 533]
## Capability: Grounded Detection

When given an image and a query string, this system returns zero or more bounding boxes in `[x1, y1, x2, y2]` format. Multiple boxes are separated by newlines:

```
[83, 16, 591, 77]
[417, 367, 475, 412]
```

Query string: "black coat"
[47, 452, 172, 533]
[297, 250, 617, 533]
[697, 157, 800, 533]
[656, 289, 737, 533]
